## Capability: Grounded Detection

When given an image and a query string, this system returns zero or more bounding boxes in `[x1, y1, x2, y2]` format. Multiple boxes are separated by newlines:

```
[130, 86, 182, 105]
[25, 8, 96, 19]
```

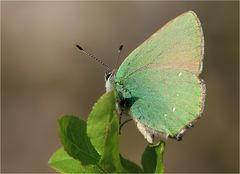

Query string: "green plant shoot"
[48, 91, 165, 173]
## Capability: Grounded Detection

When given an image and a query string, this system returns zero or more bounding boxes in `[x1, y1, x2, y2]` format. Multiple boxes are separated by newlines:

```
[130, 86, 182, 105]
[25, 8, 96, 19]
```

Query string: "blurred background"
[1, 1, 239, 173]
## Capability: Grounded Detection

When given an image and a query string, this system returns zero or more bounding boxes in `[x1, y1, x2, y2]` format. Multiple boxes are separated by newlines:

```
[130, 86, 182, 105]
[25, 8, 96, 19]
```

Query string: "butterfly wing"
[116, 66, 205, 137]
[114, 11, 205, 139]
[115, 11, 204, 83]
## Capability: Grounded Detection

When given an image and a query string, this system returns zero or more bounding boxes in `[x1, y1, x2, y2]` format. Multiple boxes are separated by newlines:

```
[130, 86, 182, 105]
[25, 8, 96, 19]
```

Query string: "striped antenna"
[76, 44, 111, 71]
[114, 45, 123, 69]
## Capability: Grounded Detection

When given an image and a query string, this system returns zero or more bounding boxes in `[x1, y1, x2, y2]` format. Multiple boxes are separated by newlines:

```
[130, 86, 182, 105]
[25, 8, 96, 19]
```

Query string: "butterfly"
[77, 11, 205, 143]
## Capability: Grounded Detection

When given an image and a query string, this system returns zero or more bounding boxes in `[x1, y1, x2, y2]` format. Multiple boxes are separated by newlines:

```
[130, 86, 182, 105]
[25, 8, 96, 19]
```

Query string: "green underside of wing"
[115, 68, 204, 136]
[114, 11, 205, 136]
[115, 11, 203, 82]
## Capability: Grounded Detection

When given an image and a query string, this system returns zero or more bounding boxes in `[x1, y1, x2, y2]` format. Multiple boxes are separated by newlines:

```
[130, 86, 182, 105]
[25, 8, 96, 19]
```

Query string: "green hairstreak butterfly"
[77, 11, 205, 143]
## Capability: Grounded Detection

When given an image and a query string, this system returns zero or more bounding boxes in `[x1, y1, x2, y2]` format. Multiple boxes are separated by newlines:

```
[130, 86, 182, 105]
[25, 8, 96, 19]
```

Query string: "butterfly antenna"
[114, 44, 123, 69]
[76, 44, 111, 71]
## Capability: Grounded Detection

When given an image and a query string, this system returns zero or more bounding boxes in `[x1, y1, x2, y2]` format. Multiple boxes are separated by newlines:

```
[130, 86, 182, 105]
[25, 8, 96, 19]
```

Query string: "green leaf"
[87, 91, 116, 155]
[141, 141, 165, 173]
[120, 155, 143, 173]
[48, 147, 101, 173]
[87, 91, 125, 172]
[58, 115, 100, 165]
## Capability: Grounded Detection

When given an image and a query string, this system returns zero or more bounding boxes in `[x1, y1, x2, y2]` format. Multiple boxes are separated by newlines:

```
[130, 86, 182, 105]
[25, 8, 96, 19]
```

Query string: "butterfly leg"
[116, 102, 124, 133]
[118, 111, 123, 134]
[119, 118, 133, 134]
[116, 96, 133, 134]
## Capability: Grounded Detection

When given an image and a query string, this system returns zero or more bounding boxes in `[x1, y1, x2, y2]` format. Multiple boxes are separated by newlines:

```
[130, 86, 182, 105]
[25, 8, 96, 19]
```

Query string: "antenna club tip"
[119, 45, 123, 50]
[76, 44, 84, 50]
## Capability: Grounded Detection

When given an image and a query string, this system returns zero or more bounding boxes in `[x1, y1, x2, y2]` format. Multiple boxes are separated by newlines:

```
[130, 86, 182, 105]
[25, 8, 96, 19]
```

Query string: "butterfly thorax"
[105, 70, 134, 115]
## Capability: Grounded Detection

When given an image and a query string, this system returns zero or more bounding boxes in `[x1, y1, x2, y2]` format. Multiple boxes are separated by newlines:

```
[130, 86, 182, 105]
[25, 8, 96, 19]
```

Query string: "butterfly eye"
[105, 72, 112, 81]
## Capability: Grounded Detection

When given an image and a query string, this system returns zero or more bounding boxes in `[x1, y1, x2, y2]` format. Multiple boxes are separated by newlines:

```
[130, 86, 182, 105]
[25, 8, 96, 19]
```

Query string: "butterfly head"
[104, 71, 113, 82]
[105, 70, 116, 92]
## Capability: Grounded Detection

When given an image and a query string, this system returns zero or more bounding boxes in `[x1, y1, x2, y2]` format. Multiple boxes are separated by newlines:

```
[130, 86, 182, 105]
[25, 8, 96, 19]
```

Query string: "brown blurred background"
[1, 1, 239, 173]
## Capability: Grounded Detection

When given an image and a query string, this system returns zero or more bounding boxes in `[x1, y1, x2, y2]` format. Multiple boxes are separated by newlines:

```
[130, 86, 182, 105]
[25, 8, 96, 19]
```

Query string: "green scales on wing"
[114, 11, 205, 142]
